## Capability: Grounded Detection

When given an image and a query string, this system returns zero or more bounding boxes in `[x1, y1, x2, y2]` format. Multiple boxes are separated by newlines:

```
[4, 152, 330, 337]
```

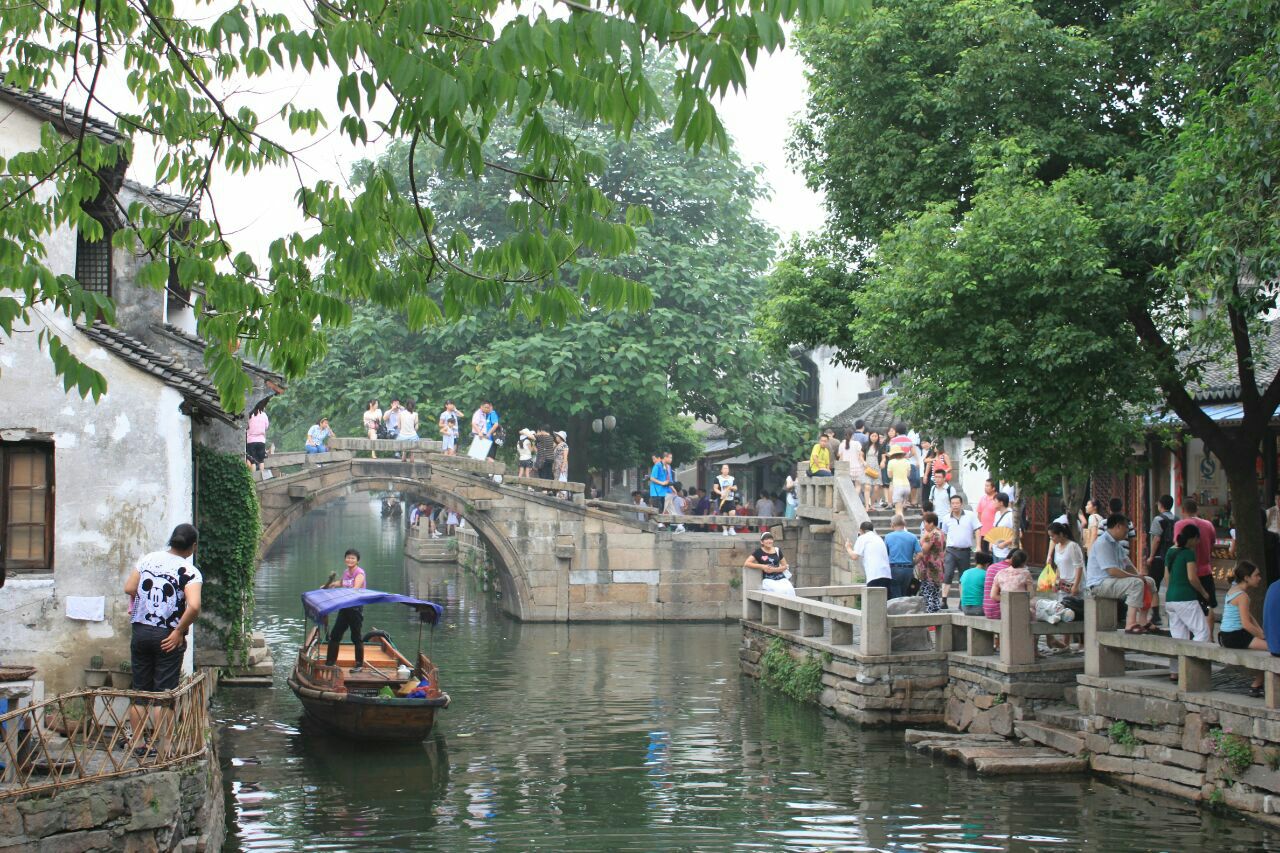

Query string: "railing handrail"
[0, 672, 210, 799]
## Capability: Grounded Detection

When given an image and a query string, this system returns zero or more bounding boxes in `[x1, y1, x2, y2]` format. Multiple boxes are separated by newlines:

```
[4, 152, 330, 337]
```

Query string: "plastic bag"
[1036, 564, 1058, 593]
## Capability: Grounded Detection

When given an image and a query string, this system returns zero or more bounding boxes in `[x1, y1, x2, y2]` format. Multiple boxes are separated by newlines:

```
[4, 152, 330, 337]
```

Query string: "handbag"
[1062, 595, 1085, 619]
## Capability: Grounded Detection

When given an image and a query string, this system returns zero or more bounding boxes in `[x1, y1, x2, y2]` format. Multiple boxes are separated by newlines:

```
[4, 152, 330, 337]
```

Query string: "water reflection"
[215, 498, 1279, 851]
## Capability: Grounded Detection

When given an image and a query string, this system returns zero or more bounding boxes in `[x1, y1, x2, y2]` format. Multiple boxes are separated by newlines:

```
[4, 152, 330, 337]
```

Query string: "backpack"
[1156, 513, 1176, 565]
[375, 421, 390, 439]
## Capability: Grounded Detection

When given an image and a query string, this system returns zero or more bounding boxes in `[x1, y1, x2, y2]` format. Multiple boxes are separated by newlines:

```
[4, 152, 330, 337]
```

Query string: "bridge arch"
[256, 461, 537, 619]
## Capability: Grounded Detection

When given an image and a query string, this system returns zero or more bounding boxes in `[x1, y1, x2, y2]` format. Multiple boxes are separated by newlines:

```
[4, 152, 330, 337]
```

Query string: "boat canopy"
[302, 588, 443, 624]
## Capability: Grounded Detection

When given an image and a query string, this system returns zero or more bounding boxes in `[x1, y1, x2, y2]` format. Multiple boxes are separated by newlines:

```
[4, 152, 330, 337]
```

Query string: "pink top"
[341, 566, 365, 588]
[1173, 517, 1216, 578]
[982, 561, 1009, 619]
[246, 412, 269, 443]
[976, 494, 998, 534]
[990, 566, 1035, 617]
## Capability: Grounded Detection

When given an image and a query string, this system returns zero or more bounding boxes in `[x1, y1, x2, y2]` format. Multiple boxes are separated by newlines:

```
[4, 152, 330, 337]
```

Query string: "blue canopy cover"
[302, 588, 443, 624]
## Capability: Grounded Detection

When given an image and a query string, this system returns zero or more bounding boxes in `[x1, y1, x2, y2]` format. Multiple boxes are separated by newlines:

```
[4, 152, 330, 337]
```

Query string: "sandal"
[1125, 624, 1150, 634]
[1250, 686, 1264, 698]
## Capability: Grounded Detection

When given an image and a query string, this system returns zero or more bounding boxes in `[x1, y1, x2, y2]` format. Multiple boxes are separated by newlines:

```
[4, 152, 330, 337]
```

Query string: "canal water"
[215, 498, 1278, 851]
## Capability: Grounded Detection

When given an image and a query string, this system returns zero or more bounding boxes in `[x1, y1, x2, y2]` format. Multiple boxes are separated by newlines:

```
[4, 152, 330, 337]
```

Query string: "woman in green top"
[1163, 527, 1211, 675]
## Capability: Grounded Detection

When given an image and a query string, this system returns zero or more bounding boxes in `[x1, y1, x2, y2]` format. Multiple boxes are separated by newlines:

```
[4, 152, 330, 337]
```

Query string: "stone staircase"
[198, 630, 273, 687]
[907, 728, 1088, 774]
[406, 534, 458, 563]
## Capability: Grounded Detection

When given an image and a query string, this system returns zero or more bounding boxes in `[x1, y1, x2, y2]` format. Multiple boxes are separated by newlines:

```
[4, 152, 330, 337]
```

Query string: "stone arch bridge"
[254, 446, 827, 622]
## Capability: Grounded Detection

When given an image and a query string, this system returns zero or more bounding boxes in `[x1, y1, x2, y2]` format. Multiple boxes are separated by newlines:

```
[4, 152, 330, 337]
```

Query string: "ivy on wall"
[760, 637, 828, 704]
[195, 444, 261, 664]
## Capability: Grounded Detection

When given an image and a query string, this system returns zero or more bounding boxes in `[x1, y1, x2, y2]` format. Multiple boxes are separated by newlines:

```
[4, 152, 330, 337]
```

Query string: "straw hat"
[889, 447, 905, 458]
[554, 430, 568, 440]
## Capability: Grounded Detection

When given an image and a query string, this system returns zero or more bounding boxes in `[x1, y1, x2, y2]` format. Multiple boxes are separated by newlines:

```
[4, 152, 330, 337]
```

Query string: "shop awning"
[721, 451, 777, 466]
[1158, 402, 1280, 425]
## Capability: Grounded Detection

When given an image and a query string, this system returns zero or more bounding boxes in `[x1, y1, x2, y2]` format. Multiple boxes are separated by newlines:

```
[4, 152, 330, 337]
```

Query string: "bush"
[760, 637, 825, 704]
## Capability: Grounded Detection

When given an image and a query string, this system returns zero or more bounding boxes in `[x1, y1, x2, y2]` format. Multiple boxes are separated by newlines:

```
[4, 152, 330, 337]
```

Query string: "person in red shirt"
[1173, 497, 1219, 618]
[976, 479, 999, 553]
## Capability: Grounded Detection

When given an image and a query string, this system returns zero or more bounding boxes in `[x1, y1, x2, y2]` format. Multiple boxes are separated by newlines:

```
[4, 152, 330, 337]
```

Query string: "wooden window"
[1, 442, 54, 572]
[75, 227, 113, 296]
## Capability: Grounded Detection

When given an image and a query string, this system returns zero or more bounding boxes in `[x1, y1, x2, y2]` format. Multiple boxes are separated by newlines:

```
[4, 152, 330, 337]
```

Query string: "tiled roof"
[827, 389, 901, 432]
[154, 323, 285, 385]
[121, 179, 195, 216]
[0, 85, 121, 143]
[1186, 321, 1280, 402]
[80, 321, 235, 424]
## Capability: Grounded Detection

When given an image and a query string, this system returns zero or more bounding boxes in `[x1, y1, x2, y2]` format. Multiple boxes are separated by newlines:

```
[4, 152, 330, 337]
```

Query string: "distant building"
[0, 87, 279, 693]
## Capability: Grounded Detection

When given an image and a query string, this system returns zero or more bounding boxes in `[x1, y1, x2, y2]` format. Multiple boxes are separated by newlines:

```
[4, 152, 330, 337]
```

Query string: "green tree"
[274, 67, 802, 479]
[0, 0, 863, 406]
[766, 0, 1280, 571]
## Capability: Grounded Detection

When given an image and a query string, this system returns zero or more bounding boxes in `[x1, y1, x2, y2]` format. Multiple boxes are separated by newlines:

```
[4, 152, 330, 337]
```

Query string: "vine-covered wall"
[195, 444, 261, 663]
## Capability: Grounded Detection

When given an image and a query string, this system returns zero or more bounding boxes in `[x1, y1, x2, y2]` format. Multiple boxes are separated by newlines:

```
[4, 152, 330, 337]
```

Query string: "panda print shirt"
[130, 550, 203, 631]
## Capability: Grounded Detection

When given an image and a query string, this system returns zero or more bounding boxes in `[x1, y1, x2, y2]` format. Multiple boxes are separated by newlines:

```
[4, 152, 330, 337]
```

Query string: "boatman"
[325, 549, 368, 674]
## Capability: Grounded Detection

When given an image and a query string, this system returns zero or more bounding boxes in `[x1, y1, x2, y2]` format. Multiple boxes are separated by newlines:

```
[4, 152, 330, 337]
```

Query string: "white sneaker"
[722, 528, 729, 536]
[729, 528, 737, 536]
[675, 524, 686, 533]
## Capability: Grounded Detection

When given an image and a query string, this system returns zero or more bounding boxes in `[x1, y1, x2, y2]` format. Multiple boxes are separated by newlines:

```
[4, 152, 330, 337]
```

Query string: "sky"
[118, 21, 828, 267]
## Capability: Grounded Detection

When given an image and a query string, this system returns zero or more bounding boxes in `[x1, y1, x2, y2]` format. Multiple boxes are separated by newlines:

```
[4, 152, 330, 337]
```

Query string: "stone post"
[1084, 596, 1125, 677]
[779, 603, 800, 632]
[859, 585, 889, 656]
[802, 611, 824, 637]
[741, 565, 762, 621]
[1178, 653, 1212, 692]
[999, 591, 1034, 666]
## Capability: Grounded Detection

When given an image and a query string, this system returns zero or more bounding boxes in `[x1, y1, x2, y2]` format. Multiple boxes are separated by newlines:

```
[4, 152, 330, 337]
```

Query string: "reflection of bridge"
[255, 442, 833, 622]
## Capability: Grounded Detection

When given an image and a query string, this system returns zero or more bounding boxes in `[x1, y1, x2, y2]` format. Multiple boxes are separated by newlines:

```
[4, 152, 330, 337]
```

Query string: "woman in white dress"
[363, 399, 382, 459]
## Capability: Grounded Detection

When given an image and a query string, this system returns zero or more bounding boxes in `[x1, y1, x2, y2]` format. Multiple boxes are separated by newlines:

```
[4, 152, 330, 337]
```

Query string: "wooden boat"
[288, 588, 449, 741]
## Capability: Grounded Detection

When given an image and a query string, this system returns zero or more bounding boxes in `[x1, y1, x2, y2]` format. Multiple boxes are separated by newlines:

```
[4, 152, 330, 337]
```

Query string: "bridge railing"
[1084, 597, 1280, 709]
[260, 449, 354, 470]
[0, 673, 210, 799]
[948, 591, 1083, 666]
[742, 572, 951, 656]
[330, 437, 444, 453]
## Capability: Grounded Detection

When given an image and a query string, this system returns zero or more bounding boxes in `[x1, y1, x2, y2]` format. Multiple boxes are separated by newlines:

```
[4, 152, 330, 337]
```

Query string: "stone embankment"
[0, 755, 223, 852]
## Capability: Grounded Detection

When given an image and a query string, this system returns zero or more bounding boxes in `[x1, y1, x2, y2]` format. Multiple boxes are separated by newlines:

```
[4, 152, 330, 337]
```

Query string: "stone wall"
[1075, 675, 1280, 828]
[740, 623, 948, 725]
[0, 752, 223, 852]
[945, 655, 1083, 737]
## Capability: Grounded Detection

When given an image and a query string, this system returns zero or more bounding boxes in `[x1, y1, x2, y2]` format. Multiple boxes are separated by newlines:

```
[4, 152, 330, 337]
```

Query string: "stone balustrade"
[794, 473, 835, 521]
[949, 592, 1084, 666]
[1085, 597, 1280, 709]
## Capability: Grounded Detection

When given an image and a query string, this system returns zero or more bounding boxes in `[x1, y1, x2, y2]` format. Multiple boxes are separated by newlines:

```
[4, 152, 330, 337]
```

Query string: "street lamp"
[592, 415, 616, 497]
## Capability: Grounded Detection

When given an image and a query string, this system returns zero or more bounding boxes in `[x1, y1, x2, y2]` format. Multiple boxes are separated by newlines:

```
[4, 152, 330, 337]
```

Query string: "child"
[517, 429, 535, 478]
[959, 552, 993, 616]
[446, 510, 459, 537]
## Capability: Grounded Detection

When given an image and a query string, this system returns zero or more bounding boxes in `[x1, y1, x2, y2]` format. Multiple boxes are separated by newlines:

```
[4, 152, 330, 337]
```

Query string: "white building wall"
[954, 436, 992, 508]
[812, 346, 870, 421]
[0, 322, 194, 692]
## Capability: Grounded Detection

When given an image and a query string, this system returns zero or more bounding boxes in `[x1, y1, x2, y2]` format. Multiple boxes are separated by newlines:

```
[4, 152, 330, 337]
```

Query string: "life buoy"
[361, 629, 392, 644]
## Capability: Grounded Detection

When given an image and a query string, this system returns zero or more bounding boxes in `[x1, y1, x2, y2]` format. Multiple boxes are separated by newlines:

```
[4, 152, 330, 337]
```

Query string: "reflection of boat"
[381, 496, 402, 518]
[288, 588, 449, 741]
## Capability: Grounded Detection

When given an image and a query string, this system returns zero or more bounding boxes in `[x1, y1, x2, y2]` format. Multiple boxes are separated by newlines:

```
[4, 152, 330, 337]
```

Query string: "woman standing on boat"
[325, 549, 368, 673]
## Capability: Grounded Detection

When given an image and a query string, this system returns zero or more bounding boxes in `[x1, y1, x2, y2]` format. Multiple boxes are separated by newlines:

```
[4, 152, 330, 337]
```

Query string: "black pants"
[1148, 557, 1166, 623]
[326, 607, 364, 666]
[867, 578, 892, 593]
[131, 623, 185, 691]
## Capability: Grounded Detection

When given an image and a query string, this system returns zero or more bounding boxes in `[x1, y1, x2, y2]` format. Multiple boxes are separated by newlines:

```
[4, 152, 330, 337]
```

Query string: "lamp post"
[592, 415, 617, 498]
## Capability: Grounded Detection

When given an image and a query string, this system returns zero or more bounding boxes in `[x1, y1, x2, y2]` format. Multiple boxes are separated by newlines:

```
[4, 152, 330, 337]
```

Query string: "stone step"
[1015, 721, 1086, 756]
[218, 675, 273, 688]
[971, 754, 1089, 775]
[1035, 704, 1091, 732]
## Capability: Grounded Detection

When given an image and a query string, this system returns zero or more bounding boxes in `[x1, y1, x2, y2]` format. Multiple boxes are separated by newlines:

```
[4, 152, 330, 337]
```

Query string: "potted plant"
[84, 655, 109, 688]
[47, 697, 86, 737]
[112, 661, 132, 689]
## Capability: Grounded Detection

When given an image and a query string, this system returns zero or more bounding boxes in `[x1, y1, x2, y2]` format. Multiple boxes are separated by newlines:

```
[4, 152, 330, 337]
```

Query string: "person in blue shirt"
[648, 453, 672, 522]
[1265, 575, 1280, 658]
[483, 405, 501, 459]
[884, 515, 921, 599]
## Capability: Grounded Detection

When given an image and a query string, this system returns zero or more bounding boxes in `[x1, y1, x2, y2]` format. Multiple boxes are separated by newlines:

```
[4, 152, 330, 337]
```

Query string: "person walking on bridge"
[438, 400, 460, 456]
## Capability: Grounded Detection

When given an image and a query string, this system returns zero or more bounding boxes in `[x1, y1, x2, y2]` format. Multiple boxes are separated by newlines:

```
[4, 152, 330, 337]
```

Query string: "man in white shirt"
[939, 494, 981, 604]
[924, 469, 956, 512]
[845, 521, 892, 593]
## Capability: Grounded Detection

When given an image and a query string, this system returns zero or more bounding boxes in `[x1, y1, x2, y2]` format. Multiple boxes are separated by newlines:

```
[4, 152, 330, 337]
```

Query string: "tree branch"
[1226, 284, 1261, 410]
[1128, 305, 1230, 455]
